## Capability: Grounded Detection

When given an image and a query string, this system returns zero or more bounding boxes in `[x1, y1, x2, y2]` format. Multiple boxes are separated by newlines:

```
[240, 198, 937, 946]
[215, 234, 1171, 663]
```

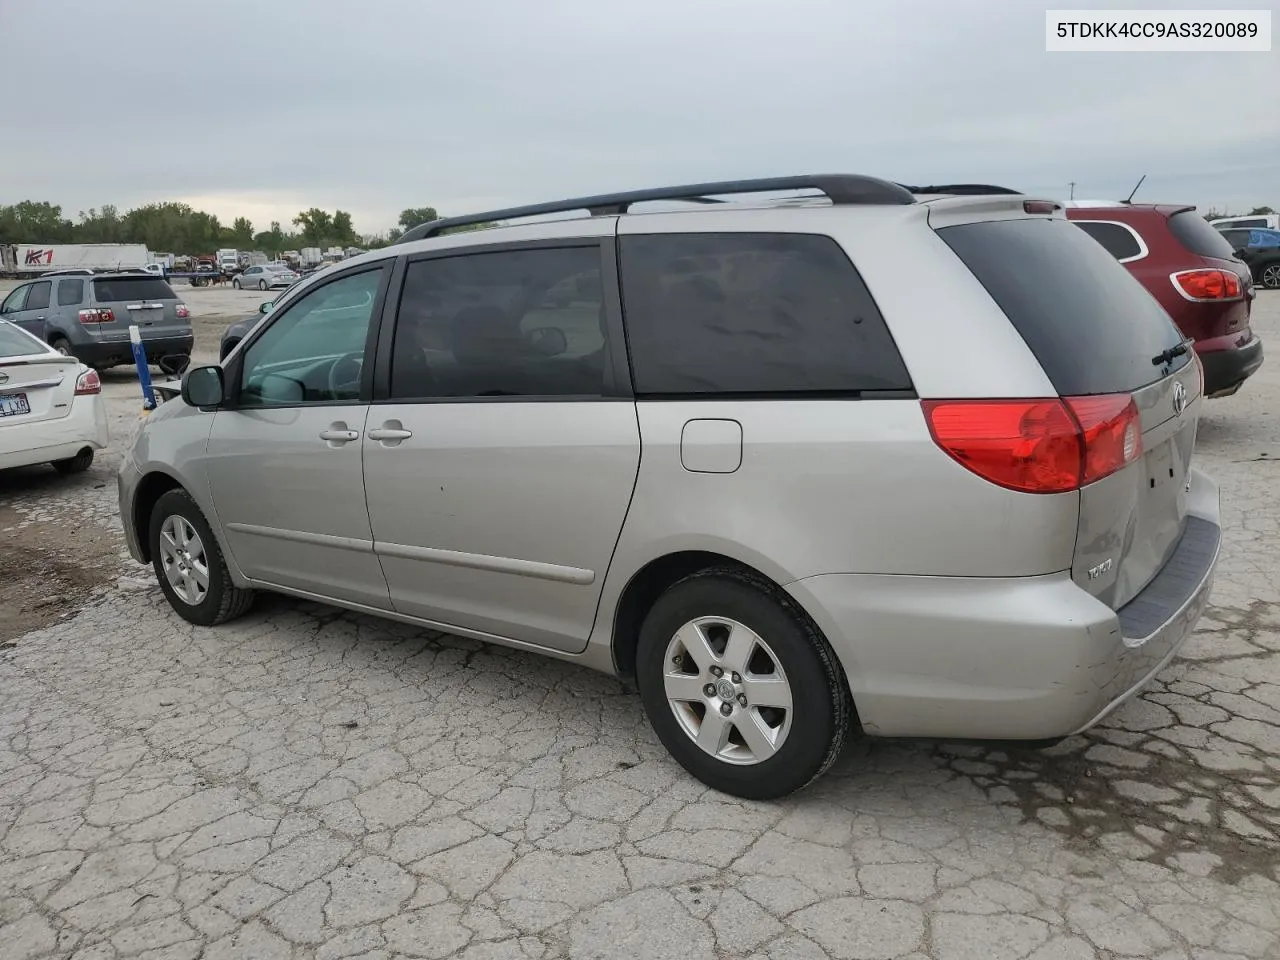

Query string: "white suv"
[118, 175, 1220, 798]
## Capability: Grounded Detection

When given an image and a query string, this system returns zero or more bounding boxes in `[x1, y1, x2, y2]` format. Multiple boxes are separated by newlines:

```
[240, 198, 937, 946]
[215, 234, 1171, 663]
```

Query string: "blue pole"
[129, 324, 157, 410]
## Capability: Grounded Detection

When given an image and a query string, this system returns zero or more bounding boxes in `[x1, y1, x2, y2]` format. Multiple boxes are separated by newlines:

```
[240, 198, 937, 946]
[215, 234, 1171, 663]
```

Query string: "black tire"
[1260, 261, 1280, 290]
[52, 447, 94, 475]
[148, 488, 254, 626]
[231, 279, 241, 289]
[50, 336, 72, 357]
[258, 280, 268, 291]
[636, 569, 851, 800]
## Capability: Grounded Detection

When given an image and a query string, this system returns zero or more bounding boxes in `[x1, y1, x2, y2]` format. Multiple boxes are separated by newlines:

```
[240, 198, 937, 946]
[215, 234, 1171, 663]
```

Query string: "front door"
[203, 264, 393, 609]
[362, 239, 640, 653]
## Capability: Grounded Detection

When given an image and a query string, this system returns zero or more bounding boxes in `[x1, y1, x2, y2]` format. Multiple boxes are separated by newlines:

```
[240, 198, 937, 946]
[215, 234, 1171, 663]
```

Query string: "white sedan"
[0, 320, 109, 474]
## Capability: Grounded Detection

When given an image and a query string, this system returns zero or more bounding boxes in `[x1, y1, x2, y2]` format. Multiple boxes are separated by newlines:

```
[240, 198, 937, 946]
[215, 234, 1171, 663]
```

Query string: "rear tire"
[636, 569, 851, 800]
[1261, 261, 1280, 290]
[258, 280, 268, 291]
[149, 488, 254, 626]
[50, 336, 72, 357]
[52, 447, 94, 475]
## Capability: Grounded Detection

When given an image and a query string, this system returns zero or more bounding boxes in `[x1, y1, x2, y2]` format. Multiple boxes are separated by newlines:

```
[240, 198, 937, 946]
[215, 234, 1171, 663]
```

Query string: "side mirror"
[182, 364, 225, 408]
[529, 326, 568, 357]
[259, 301, 274, 315]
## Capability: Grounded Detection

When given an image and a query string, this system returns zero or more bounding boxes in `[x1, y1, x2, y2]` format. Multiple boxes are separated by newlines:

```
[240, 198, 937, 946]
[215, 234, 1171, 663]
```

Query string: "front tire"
[232, 279, 241, 289]
[52, 447, 94, 475]
[149, 488, 254, 626]
[636, 569, 851, 800]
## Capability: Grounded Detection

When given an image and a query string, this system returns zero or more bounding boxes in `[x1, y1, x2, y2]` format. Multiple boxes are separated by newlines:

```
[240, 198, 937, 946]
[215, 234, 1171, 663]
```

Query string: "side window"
[24, 281, 52, 311]
[1074, 221, 1144, 262]
[390, 246, 607, 399]
[619, 233, 912, 395]
[1, 285, 30, 314]
[57, 279, 85, 306]
[237, 268, 383, 407]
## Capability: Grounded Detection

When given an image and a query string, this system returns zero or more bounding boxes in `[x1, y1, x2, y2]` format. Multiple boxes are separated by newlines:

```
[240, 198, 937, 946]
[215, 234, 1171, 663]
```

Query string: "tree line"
[0, 201, 455, 255]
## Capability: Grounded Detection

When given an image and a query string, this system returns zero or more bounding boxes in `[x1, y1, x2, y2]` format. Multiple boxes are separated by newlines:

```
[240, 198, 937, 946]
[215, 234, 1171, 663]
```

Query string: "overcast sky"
[2, 0, 1276, 236]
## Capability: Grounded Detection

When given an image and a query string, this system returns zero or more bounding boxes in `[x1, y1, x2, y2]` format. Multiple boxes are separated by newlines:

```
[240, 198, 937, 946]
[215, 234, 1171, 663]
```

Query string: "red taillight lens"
[923, 394, 1141, 494]
[175, 303, 190, 319]
[77, 308, 114, 324]
[74, 368, 102, 396]
[1172, 269, 1242, 301]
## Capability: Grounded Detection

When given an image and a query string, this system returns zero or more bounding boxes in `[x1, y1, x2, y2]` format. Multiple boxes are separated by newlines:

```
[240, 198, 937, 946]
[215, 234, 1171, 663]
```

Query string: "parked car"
[1210, 213, 1280, 232]
[232, 264, 299, 291]
[219, 302, 273, 361]
[120, 175, 1220, 799]
[1217, 227, 1280, 290]
[1067, 202, 1262, 398]
[0, 320, 108, 474]
[0, 273, 194, 374]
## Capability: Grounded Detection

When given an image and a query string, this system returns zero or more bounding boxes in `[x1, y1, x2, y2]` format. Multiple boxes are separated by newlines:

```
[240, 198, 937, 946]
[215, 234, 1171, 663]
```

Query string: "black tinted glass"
[92, 277, 178, 301]
[1074, 221, 1143, 261]
[618, 233, 911, 395]
[939, 217, 1188, 395]
[1168, 212, 1236, 259]
[26, 282, 51, 311]
[392, 247, 608, 399]
[57, 279, 84, 305]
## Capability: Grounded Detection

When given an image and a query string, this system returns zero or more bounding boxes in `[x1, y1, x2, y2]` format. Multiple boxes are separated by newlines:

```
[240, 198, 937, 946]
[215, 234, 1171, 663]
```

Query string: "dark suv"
[1218, 227, 1280, 290]
[0, 272, 195, 373]
[1066, 203, 1262, 398]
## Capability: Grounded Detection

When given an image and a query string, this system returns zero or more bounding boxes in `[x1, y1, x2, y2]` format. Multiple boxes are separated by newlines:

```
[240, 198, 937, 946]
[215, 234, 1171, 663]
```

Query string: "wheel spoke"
[741, 675, 792, 711]
[734, 710, 780, 761]
[674, 621, 717, 671]
[189, 562, 209, 591]
[159, 530, 178, 557]
[721, 622, 755, 674]
[696, 709, 732, 755]
[664, 672, 708, 703]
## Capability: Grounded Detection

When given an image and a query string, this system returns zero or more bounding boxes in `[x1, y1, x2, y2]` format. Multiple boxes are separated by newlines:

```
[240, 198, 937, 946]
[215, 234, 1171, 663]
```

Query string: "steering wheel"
[328, 351, 364, 398]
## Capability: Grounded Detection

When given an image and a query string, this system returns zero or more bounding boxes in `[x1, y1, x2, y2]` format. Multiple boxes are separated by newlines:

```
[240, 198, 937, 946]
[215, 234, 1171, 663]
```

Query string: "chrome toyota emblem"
[0, 372, 8, 384]
[1171, 380, 1187, 416]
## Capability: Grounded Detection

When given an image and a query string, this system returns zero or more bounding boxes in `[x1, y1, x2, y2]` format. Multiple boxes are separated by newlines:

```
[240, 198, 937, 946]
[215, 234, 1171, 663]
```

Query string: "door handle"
[368, 420, 413, 445]
[319, 426, 359, 445]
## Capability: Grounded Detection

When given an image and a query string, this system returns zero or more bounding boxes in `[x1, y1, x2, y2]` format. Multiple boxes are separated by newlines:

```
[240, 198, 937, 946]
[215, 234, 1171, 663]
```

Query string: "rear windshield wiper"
[1151, 341, 1190, 367]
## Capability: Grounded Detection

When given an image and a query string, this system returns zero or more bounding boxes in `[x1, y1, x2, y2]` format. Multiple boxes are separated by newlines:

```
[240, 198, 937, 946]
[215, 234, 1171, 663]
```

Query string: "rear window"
[1168, 211, 1236, 260]
[939, 217, 1189, 396]
[618, 233, 912, 395]
[92, 277, 178, 302]
[0, 322, 47, 358]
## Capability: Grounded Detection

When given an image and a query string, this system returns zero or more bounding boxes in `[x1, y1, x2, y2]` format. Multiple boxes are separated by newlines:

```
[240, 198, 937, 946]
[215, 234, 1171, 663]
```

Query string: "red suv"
[1066, 202, 1263, 398]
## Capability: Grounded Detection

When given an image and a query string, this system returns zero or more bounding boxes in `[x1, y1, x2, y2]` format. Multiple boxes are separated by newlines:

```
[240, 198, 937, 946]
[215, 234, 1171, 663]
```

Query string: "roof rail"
[395, 174, 917, 243]
[901, 184, 1022, 196]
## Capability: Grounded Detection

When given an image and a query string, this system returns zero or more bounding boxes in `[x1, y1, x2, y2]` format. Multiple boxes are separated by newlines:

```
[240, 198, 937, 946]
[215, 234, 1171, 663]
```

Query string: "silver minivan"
[118, 175, 1220, 798]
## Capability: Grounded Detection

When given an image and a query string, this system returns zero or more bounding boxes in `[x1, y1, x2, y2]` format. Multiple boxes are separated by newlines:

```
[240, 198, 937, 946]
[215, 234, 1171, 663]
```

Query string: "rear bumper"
[1197, 334, 1263, 397]
[0, 395, 109, 471]
[787, 468, 1222, 740]
[73, 334, 195, 368]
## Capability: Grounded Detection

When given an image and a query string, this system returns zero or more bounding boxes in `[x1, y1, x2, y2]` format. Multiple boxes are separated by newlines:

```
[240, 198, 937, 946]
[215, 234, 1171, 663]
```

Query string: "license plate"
[0, 392, 30, 417]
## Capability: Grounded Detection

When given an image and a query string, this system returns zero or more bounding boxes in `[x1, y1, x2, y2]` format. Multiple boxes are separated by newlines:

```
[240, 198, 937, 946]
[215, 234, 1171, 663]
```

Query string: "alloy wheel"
[158, 514, 210, 606]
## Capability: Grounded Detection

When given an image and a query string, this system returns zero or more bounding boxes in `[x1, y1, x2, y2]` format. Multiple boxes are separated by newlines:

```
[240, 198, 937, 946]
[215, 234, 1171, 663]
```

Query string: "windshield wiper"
[1151, 342, 1190, 367]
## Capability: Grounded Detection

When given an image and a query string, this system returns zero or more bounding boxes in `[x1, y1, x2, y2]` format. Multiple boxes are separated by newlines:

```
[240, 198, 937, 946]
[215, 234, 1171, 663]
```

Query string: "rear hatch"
[1164, 207, 1254, 340]
[87, 276, 191, 344]
[938, 215, 1200, 609]
[0, 325, 81, 425]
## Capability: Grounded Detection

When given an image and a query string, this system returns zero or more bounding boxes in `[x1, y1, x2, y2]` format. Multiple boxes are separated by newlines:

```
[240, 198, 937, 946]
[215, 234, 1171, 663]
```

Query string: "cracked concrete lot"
[1, 292, 1278, 960]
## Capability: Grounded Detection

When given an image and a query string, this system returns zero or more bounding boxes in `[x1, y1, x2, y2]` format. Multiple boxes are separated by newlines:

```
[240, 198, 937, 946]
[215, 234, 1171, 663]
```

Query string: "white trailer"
[2, 243, 150, 277]
[300, 247, 323, 267]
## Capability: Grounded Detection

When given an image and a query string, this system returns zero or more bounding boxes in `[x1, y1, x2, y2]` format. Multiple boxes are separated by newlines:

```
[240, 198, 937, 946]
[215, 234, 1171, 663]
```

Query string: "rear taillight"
[175, 303, 190, 319]
[922, 394, 1142, 494]
[78, 308, 115, 324]
[1171, 269, 1242, 301]
[74, 368, 102, 396]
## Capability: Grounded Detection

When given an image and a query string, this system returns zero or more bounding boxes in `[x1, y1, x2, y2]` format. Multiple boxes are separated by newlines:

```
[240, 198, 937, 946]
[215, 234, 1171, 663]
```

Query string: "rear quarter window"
[938, 217, 1190, 396]
[1168, 211, 1237, 260]
[618, 232, 912, 395]
[92, 277, 178, 302]
[57, 279, 85, 306]
[1073, 220, 1145, 261]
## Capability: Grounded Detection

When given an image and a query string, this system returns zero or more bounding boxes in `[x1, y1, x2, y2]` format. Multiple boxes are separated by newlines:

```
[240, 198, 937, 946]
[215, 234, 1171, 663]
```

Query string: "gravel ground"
[0, 291, 1277, 960]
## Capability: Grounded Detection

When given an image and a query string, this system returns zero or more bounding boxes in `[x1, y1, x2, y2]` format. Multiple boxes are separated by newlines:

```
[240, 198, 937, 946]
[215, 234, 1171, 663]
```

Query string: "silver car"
[118, 175, 1221, 799]
[233, 264, 298, 291]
